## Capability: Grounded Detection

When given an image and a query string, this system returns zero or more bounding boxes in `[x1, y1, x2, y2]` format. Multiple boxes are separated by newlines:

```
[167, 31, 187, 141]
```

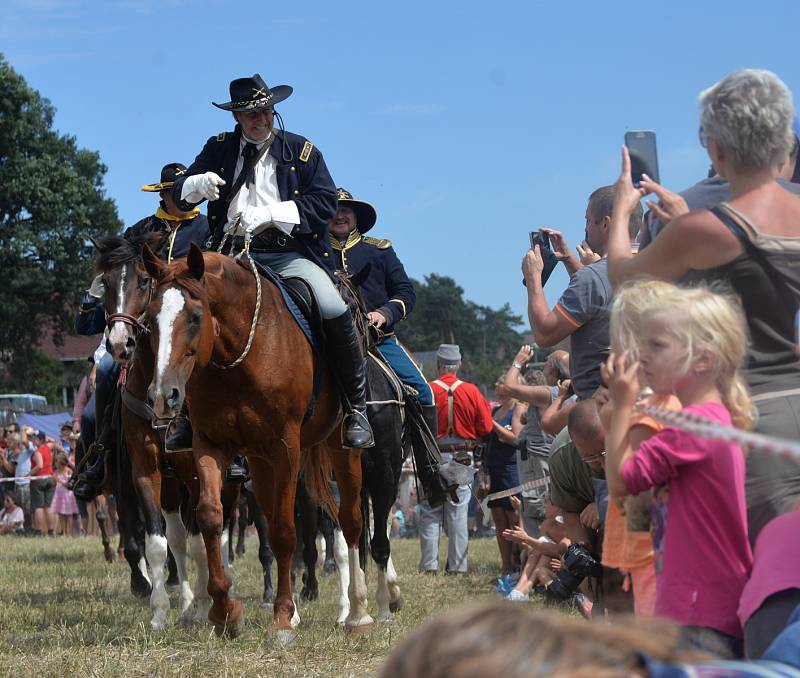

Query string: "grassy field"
[0, 533, 519, 677]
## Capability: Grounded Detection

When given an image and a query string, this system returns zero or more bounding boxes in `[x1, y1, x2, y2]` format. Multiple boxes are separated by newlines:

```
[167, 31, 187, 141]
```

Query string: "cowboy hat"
[141, 163, 189, 192]
[212, 73, 292, 112]
[336, 188, 377, 234]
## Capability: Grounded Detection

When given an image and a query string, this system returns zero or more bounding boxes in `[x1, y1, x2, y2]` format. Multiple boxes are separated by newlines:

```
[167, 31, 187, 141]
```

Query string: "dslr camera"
[546, 543, 602, 602]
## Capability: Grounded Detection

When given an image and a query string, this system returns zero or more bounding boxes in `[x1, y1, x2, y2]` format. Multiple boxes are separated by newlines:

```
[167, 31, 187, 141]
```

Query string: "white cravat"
[227, 133, 300, 235]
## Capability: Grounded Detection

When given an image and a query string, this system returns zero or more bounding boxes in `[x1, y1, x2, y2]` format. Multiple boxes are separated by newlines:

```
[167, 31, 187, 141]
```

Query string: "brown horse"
[141, 243, 372, 637]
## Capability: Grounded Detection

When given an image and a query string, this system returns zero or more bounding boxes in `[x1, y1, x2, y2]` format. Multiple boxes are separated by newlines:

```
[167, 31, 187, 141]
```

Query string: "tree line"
[0, 55, 526, 399]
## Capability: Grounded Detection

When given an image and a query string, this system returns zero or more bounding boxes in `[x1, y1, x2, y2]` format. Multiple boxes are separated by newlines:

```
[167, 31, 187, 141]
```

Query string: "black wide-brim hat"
[141, 162, 189, 192]
[213, 73, 293, 112]
[337, 188, 377, 234]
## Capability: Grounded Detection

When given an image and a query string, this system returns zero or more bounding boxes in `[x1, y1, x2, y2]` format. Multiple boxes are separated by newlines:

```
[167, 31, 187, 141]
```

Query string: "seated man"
[171, 73, 373, 449]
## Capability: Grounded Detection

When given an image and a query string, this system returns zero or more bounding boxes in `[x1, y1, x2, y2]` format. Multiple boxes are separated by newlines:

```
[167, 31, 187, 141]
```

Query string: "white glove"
[237, 205, 274, 237]
[181, 171, 226, 202]
[87, 274, 105, 299]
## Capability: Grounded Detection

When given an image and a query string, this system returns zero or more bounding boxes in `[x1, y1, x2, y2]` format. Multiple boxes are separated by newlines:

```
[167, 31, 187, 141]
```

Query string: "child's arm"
[600, 353, 641, 497]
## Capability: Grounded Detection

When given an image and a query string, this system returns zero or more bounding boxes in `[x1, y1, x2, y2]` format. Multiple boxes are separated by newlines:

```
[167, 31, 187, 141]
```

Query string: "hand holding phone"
[624, 130, 659, 188]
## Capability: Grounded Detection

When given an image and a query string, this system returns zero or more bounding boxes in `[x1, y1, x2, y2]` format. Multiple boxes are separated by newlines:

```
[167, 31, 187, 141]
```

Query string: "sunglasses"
[582, 451, 606, 464]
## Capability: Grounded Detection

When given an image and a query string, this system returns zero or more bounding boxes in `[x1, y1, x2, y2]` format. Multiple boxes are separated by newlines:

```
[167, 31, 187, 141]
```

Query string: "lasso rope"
[210, 225, 263, 370]
[481, 402, 800, 510]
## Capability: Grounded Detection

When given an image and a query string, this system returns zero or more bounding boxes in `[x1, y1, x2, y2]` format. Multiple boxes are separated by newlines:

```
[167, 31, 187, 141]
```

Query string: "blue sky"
[3, 0, 799, 322]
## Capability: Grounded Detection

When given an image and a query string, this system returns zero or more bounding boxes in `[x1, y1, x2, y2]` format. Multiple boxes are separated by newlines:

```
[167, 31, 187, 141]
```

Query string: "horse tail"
[302, 445, 338, 524]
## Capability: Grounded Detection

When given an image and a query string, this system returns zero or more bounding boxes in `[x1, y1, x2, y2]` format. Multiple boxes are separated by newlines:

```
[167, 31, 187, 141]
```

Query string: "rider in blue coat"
[170, 74, 373, 449]
[75, 163, 211, 337]
[328, 189, 436, 426]
[72, 163, 214, 500]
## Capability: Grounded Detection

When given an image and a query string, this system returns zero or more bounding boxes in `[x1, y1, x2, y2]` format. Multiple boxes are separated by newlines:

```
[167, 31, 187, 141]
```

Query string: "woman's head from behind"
[699, 69, 795, 176]
[613, 281, 754, 429]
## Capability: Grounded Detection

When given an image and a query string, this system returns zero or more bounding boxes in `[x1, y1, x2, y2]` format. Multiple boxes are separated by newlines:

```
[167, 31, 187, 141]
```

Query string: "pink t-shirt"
[738, 511, 800, 627]
[620, 402, 753, 638]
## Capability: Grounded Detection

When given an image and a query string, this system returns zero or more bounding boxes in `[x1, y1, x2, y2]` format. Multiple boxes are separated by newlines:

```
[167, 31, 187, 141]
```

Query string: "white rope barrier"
[481, 402, 800, 511]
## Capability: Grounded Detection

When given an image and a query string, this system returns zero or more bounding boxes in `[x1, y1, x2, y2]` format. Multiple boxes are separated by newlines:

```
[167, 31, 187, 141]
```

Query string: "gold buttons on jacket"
[293, 190, 300, 195]
[290, 166, 296, 172]
[323, 252, 329, 257]
[312, 234, 318, 239]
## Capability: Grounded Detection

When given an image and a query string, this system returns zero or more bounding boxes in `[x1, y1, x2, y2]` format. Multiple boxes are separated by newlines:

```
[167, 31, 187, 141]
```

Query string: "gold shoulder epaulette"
[299, 141, 313, 162]
[363, 236, 391, 249]
[216, 132, 227, 142]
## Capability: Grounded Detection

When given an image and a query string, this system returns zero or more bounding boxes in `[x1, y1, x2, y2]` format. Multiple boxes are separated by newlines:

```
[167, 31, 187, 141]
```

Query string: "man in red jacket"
[419, 344, 493, 574]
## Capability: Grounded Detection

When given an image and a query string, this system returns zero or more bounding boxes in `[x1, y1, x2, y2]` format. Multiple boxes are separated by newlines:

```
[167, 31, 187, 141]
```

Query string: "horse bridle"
[105, 276, 155, 335]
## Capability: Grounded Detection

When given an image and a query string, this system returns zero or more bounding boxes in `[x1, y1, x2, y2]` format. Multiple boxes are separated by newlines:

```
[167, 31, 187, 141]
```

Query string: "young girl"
[603, 281, 754, 657]
[50, 452, 79, 536]
[598, 280, 682, 618]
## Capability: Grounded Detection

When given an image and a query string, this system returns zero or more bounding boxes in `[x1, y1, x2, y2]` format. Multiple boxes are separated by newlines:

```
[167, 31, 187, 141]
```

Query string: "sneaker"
[506, 589, 529, 602]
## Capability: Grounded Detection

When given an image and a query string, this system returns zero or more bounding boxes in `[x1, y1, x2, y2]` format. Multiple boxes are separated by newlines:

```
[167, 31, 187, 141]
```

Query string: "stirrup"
[342, 410, 374, 449]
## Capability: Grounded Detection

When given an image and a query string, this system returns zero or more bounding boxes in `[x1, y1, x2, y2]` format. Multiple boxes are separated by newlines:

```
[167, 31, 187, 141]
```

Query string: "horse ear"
[142, 244, 166, 280]
[187, 243, 205, 280]
[351, 262, 372, 288]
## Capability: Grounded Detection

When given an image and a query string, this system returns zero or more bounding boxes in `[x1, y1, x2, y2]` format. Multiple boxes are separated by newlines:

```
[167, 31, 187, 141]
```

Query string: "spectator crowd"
[407, 67, 800, 666]
[0, 422, 114, 538]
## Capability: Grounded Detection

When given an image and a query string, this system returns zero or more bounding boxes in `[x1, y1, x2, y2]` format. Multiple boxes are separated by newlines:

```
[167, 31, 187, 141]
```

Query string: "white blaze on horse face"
[155, 287, 185, 392]
[107, 264, 129, 350]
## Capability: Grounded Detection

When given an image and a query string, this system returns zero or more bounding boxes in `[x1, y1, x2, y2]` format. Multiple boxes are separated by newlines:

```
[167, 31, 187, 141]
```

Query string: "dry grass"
[0, 533, 527, 677]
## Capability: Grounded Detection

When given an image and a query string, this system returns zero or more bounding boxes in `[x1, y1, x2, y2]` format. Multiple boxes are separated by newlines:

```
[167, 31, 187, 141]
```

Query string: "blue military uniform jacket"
[75, 210, 210, 336]
[330, 231, 416, 332]
[171, 125, 337, 270]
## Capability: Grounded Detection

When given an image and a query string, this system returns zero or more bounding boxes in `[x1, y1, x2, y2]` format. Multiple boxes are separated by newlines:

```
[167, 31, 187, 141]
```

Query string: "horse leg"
[249, 450, 300, 634]
[163, 509, 193, 619]
[329, 445, 373, 630]
[94, 497, 115, 563]
[109, 444, 151, 598]
[298, 481, 320, 602]
[235, 490, 248, 557]
[193, 441, 241, 636]
[321, 509, 336, 574]
[220, 482, 241, 593]
[251, 497, 274, 606]
[369, 485, 395, 623]
[333, 527, 351, 624]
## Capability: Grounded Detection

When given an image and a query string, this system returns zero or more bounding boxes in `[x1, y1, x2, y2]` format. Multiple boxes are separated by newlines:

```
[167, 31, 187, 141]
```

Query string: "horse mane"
[158, 252, 253, 303]
[94, 232, 165, 272]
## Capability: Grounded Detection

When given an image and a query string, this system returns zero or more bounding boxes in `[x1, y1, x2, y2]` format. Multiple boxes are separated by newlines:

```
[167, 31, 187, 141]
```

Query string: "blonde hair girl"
[602, 280, 754, 655]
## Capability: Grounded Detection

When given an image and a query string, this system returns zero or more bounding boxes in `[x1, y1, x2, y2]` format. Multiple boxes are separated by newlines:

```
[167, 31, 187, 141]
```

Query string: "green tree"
[397, 274, 525, 390]
[0, 55, 121, 383]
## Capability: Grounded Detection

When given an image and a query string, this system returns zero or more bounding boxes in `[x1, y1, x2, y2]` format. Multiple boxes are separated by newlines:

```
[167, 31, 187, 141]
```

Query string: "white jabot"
[228, 133, 300, 236]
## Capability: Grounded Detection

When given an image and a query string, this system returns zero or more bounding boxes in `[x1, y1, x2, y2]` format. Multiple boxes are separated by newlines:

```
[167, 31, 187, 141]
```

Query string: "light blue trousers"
[251, 251, 347, 320]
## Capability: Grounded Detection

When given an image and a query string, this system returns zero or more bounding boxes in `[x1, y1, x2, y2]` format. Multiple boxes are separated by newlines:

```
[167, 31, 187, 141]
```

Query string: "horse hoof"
[130, 579, 152, 599]
[103, 546, 115, 564]
[377, 613, 396, 624]
[211, 600, 243, 638]
[344, 615, 374, 635]
[389, 594, 404, 613]
[300, 587, 318, 602]
[323, 559, 336, 575]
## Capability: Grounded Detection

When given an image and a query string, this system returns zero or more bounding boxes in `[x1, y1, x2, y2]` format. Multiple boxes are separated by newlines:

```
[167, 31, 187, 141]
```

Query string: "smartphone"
[624, 130, 659, 187]
[523, 230, 557, 287]
[529, 230, 551, 251]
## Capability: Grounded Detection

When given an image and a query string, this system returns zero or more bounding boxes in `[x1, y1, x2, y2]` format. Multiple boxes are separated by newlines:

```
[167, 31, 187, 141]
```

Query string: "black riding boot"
[165, 418, 192, 453]
[323, 311, 374, 449]
[72, 451, 106, 502]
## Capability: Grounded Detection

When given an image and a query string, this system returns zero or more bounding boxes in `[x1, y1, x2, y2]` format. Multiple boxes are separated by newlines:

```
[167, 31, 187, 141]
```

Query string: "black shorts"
[30, 477, 55, 510]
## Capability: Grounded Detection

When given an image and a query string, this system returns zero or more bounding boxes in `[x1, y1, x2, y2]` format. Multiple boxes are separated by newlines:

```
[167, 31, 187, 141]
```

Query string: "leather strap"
[432, 379, 463, 437]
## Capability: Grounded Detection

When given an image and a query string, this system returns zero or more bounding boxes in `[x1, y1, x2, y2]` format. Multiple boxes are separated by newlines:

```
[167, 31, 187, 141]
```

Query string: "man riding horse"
[72, 162, 217, 500]
[169, 73, 374, 450]
[328, 189, 453, 504]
